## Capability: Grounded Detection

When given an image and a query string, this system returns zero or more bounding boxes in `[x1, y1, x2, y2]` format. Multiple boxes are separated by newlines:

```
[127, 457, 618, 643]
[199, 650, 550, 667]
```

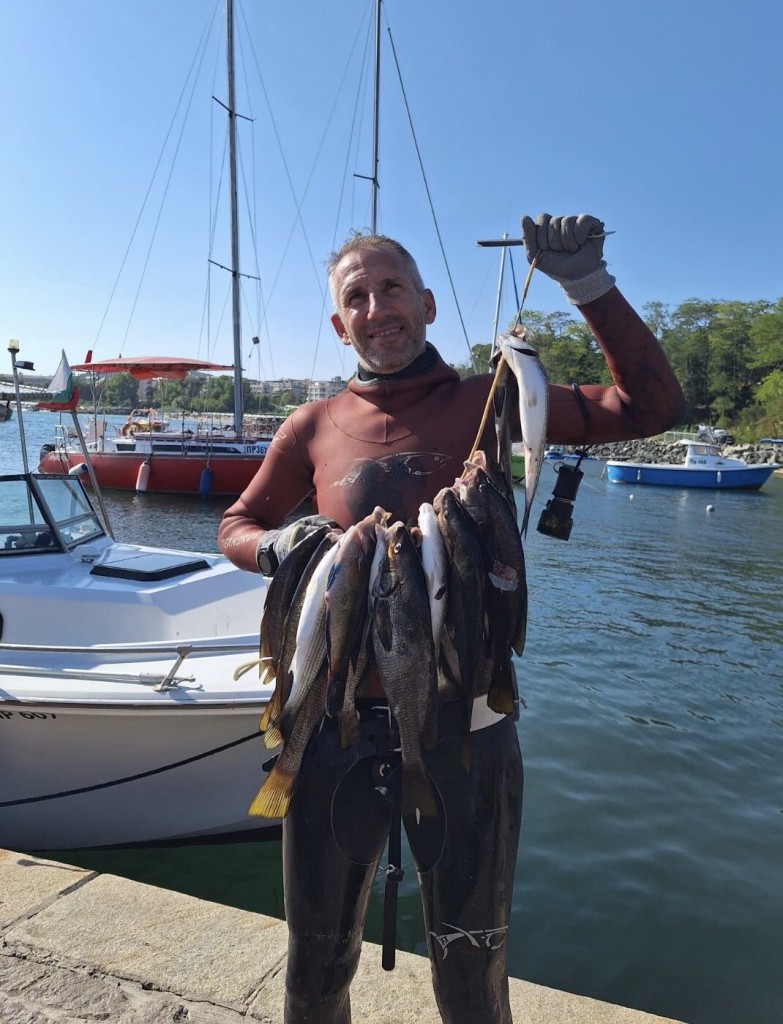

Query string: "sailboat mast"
[226, 0, 243, 435]
[370, 0, 382, 232]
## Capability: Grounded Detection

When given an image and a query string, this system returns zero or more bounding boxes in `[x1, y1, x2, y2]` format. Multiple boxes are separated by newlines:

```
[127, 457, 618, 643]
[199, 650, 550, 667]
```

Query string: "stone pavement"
[0, 848, 686, 1024]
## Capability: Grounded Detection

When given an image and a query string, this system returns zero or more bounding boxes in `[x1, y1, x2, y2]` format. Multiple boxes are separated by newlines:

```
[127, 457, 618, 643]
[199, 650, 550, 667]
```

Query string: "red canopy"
[71, 356, 234, 381]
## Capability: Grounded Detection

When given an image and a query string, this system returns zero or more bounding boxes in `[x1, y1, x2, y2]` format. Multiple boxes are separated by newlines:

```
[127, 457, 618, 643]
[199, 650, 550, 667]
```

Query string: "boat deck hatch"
[90, 553, 211, 581]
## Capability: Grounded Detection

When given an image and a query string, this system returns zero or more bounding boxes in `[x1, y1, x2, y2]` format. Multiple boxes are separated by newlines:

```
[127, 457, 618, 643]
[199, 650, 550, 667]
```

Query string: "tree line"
[452, 297, 783, 441]
[76, 297, 783, 440]
[76, 373, 294, 417]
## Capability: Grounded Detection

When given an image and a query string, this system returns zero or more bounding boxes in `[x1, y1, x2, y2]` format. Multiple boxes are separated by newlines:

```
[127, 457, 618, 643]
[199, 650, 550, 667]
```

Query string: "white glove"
[521, 213, 616, 305]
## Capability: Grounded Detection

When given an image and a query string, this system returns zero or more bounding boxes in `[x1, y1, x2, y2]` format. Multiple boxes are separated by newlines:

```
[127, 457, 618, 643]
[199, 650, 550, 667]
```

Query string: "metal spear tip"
[476, 230, 615, 247]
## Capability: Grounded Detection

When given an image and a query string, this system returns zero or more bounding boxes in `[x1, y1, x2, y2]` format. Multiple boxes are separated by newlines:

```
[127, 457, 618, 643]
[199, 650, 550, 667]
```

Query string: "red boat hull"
[38, 449, 264, 496]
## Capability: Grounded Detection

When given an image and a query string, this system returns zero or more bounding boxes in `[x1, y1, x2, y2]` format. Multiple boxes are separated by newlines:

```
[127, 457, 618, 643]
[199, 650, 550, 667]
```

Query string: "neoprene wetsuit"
[218, 286, 684, 1024]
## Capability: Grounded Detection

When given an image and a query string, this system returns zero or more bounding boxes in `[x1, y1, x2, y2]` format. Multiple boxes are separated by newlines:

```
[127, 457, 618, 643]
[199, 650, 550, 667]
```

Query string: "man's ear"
[331, 312, 352, 347]
[423, 289, 436, 324]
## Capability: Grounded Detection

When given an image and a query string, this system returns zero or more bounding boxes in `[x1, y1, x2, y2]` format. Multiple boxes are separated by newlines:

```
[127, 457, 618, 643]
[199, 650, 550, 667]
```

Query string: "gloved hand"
[255, 514, 339, 576]
[521, 213, 616, 306]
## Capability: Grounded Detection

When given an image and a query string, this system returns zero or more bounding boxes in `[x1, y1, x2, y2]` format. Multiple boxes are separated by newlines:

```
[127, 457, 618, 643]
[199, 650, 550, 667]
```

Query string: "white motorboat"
[0, 467, 274, 851]
[1, 340, 276, 851]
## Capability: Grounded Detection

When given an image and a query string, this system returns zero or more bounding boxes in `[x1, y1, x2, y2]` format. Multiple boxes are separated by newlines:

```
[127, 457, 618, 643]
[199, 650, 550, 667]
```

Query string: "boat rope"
[0, 730, 265, 808]
[385, 24, 476, 373]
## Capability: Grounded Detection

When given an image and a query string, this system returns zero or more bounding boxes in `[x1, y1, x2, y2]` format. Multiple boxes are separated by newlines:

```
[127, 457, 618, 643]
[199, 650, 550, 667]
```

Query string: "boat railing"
[0, 637, 260, 691]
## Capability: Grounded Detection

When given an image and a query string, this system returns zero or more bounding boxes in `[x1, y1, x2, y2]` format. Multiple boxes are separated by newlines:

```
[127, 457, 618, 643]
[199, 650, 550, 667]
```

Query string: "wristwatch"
[256, 539, 279, 577]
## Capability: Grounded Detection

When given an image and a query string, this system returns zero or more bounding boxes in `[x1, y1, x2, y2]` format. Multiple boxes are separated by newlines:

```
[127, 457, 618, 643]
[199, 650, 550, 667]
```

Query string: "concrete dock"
[1, 848, 686, 1023]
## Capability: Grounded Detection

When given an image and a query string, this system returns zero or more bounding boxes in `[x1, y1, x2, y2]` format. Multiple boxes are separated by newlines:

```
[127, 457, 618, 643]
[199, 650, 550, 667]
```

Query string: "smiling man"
[218, 217, 684, 1024]
[328, 235, 436, 374]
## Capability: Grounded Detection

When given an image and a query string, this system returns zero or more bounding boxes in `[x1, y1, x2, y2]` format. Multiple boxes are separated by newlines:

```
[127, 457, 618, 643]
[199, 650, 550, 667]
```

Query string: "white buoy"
[706, 504, 715, 513]
[135, 460, 151, 493]
[629, 493, 635, 501]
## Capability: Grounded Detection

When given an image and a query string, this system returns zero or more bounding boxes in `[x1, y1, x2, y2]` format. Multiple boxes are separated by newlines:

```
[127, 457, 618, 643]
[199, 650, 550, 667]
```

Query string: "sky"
[1, 0, 780, 385]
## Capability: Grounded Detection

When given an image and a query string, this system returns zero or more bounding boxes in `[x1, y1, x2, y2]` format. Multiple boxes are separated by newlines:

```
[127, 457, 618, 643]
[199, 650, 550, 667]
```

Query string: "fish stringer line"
[463, 254, 539, 472]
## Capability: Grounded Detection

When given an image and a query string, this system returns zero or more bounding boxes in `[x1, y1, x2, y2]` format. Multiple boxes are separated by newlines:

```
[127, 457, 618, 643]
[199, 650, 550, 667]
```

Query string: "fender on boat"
[199, 465, 213, 496]
[135, 460, 151, 493]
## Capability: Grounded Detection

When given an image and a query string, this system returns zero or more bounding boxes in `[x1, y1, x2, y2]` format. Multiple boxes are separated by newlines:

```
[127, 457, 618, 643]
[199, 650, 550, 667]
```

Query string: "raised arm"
[521, 213, 684, 444]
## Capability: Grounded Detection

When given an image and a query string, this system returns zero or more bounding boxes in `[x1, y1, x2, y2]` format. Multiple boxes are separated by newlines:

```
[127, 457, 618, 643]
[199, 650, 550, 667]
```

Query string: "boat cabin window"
[1, 477, 56, 553]
[0, 475, 104, 555]
[36, 477, 104, 546]
[690, 443, 716, 457]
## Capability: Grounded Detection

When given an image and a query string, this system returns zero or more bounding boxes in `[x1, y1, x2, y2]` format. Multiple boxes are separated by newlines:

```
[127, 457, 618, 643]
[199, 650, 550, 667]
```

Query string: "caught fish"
[372, 521, 439, 817]
[248, 662, 329, 820]
[492, 362, 516, 507]
[417, 502, 448, 668]
[457, 456, 527, 713]
[286, 535, 345, 708]
[432, 486, 487, 729]
[324, 508, 386, 718]
[262, 531, 340, 747]
[257, 524, 333, 691]
[497, 328, 549, 534]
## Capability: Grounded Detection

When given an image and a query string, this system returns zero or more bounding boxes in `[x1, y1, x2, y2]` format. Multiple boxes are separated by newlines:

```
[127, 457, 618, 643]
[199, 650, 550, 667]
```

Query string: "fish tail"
[247, 762, 295, 819]
[520, 501, 532, 537]
[401, 762, 437, 818]
[487, 676, 516, 715]
[258, 701, 274, 734]
[262, 721, 284, 750]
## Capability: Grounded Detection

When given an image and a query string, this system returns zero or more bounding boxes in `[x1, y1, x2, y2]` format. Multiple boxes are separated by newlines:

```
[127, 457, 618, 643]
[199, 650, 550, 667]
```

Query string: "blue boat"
[606, 440, 776, 490]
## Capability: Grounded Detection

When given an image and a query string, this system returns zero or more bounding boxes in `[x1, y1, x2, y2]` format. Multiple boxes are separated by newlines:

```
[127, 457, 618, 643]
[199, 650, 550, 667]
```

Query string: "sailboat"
[37, 1, 280, 497]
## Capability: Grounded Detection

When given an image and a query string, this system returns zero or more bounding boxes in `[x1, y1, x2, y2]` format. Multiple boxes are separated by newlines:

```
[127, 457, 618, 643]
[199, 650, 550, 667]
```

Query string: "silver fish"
[417, 502, 449, 669]
[497, 328, 549, 534]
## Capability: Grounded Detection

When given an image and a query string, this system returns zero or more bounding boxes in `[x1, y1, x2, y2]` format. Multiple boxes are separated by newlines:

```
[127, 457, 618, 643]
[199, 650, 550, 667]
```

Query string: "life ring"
[121, 421, 143, 437]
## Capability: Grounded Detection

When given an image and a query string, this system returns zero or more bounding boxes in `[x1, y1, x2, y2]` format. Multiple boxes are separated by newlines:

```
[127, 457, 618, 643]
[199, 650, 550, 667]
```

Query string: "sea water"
[3, 410, 783, 1024]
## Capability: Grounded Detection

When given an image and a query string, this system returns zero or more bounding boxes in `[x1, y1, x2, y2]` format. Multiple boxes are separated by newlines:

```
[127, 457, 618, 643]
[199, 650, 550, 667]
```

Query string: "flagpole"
[8, 339, 31, 475]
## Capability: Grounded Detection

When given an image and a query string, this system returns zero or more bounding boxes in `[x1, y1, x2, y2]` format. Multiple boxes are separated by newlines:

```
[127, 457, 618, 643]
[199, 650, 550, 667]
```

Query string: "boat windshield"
[0, 474, 105, 555]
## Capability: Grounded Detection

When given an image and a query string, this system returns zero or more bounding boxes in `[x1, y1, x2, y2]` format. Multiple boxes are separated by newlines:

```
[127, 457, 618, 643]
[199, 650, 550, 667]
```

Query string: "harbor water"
[3, 411, 782, 1024]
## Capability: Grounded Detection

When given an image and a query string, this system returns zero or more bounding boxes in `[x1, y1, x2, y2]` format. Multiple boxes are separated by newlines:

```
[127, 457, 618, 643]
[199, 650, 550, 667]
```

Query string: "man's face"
[330, 248, 436, 374]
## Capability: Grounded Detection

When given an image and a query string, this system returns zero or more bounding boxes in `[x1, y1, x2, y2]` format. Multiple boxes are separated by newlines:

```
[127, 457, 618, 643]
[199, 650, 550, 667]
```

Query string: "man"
[218, 213, 684, 1024]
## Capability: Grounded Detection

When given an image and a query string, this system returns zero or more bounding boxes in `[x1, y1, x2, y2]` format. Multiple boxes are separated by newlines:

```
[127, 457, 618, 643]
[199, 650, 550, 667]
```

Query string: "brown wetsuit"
[218, 287, 683, 1024]
[219, 288, 683, 571]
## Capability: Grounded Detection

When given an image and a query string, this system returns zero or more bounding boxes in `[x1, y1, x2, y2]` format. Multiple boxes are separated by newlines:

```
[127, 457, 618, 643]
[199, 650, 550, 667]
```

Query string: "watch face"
[257, 549, 274, 575]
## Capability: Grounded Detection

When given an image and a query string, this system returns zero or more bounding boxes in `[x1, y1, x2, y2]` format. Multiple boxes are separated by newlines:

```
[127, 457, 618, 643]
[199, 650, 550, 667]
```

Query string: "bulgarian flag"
[36, 350, 80, 411]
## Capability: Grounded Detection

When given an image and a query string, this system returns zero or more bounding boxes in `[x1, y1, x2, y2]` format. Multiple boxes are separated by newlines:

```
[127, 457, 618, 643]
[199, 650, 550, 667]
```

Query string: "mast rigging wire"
[385, 24, 477, 374]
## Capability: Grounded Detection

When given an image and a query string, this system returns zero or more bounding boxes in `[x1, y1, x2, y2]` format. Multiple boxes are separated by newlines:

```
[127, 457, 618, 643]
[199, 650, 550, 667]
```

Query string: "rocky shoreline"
[561, 438, 783, 469]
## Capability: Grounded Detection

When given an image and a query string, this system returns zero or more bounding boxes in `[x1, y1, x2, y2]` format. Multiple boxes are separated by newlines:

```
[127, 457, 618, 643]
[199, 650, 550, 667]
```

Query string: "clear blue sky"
[1, 0, 780, 384]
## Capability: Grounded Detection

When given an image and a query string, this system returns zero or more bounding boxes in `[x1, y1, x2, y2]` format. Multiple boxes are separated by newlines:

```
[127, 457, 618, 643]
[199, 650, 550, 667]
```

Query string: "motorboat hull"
[0, 470, 277, 850]
[0, 700, 272, 850]
[605, 461, 775, 489]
